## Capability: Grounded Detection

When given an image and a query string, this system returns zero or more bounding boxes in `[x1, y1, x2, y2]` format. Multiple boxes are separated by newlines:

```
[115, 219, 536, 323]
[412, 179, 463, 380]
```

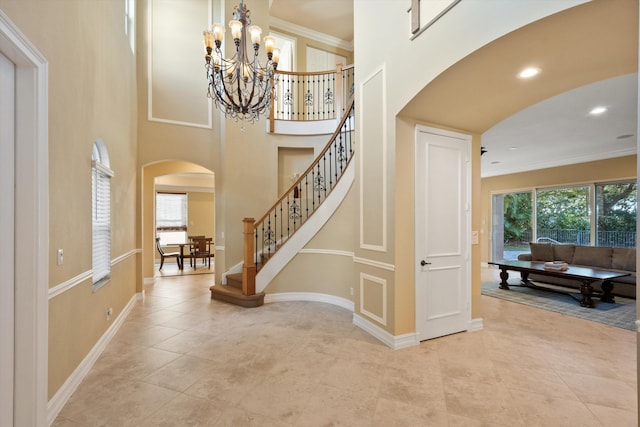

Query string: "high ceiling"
[269, 1, 638, 178]
[270, 0, 354, 42]
[398, 0, 638, 177]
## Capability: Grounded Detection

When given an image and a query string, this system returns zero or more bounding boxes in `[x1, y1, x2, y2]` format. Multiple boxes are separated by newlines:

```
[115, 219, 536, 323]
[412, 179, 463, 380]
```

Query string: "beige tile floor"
[53, 268, 637, 426]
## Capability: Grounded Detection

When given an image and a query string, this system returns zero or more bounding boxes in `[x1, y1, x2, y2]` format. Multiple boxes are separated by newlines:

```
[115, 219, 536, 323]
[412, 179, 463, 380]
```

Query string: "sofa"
[517, 243, 636, 299]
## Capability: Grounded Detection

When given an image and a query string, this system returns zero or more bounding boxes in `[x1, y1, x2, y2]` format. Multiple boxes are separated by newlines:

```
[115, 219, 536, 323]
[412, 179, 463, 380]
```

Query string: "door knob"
[420, 260, 431, 266]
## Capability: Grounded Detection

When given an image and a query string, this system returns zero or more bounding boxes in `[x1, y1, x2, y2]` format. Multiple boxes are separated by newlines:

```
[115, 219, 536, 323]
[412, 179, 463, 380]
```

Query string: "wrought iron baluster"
[279, 200, 283, 248]
[304, 174, 310, 220]
[255, 226, 259, 267]
[323, 153, 328, 199]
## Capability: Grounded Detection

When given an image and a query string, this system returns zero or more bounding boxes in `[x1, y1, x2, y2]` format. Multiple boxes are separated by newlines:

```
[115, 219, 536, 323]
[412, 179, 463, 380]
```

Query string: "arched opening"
[141, 161, 216, 287]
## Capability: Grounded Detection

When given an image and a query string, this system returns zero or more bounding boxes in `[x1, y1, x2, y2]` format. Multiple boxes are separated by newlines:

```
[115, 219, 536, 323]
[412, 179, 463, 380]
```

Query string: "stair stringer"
[255, 161, 355, 293]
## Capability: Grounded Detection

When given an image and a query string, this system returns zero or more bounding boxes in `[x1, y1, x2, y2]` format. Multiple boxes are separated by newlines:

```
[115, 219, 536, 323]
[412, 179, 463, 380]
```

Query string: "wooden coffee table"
[488, 260, 630, 308]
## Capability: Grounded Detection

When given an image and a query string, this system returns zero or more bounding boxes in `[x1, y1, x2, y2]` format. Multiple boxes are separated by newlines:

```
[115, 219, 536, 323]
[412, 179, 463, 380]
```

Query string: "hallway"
[53, 271, 637, 426]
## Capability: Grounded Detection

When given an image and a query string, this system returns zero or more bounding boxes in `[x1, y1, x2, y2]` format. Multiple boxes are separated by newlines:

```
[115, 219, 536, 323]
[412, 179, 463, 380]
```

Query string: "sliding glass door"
[492, 191, 532, 260]
[491, 181, 636, 262]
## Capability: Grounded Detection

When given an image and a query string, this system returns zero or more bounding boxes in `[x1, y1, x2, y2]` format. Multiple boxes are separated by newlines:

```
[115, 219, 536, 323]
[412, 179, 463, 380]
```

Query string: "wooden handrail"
[256, 98, 355, 226]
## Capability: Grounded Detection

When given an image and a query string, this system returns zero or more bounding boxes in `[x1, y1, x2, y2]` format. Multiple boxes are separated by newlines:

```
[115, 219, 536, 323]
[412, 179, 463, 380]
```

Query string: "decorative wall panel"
[359, 66, 387, 251]
[149, 0, 212, 128]
[360, 272, 387, 326]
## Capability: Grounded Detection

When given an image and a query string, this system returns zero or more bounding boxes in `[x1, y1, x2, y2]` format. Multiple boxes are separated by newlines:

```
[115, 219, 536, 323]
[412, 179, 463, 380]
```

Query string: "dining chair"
[187, 235, 205, 267]
[190, 237, 213, 270]
[155, 237, 182, 270]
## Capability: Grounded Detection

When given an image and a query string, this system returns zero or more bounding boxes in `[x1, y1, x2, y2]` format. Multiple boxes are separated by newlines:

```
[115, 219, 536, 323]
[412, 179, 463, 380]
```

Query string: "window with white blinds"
[92, 140, 114, 290]
[156, 192, 187, 231]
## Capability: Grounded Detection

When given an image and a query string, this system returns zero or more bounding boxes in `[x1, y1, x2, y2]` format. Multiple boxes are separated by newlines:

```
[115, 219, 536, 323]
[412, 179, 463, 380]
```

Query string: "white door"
[415, 126, 470, 341]
[0, 50, 16, 426]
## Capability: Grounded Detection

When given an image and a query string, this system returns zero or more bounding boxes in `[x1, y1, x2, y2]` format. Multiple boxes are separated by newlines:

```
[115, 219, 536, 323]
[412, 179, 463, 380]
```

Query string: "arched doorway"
[141, 161, 216, 288]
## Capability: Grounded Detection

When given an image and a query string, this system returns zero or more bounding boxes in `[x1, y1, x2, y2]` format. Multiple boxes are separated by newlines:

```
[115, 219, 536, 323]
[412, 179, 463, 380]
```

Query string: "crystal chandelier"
[203, 2, 280, 123]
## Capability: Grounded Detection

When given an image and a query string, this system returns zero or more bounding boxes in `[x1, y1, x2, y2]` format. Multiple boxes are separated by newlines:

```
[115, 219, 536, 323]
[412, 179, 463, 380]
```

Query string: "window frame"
[92, 139, 114, 291]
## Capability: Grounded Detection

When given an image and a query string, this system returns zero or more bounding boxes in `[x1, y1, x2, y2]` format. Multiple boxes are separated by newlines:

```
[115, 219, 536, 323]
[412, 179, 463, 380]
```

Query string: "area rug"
[482, 281, 636, 331]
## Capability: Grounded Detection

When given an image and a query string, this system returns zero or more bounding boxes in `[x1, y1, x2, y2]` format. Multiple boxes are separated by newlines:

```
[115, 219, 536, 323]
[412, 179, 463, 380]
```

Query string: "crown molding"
[270, 17, 353, 52]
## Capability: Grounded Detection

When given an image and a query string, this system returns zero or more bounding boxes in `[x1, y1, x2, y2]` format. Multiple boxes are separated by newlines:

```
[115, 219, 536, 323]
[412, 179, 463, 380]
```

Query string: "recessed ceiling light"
[589, 106, 607, 115]
[509, 146, 518, 150]
[616, 134, 634, 140]
[517, 67, 541, 79]
[491, 161, 501, 165]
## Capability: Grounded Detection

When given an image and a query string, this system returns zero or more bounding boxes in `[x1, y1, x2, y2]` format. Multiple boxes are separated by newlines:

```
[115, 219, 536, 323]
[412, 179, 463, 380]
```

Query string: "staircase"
[211, 99, 355, 307]
[209, 272, 265, 308]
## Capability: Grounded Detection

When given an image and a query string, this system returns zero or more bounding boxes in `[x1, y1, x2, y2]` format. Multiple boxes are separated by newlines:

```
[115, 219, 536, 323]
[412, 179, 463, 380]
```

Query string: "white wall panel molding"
[359, 64, 387, 252]
[353, 256, 395, 272]
[49, 249, 140, 299]
[148, 0, 213, 128]
[298, 248, 354, 257]
[359, 272, 387, 326]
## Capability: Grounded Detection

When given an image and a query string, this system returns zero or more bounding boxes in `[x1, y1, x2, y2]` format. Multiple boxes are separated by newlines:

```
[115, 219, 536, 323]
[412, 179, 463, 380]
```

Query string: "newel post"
[242, 218, 257, 296]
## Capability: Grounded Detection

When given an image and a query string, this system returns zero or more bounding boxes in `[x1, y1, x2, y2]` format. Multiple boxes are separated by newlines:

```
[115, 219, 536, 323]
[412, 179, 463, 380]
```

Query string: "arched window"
[92, 139, 114, 290]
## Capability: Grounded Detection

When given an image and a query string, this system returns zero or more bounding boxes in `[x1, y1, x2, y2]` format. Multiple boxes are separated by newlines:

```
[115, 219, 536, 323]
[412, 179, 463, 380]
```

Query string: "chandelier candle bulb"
[212, 23, 225, 47]
[248, 25, 262, 48]
[264, 35, 274, 57]
[229, 19, 242, 42]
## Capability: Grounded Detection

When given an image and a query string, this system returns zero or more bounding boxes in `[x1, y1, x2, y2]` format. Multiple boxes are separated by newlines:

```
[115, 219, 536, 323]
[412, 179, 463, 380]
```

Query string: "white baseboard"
[469, 317, 484, 331]
[353, 313, 419, 350]
[47, 295, 138, 426]
[264, 292, 354, 312]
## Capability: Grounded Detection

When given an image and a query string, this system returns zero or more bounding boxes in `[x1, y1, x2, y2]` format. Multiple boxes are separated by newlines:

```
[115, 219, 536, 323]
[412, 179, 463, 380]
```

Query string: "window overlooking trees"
[492, 181, 636, 260]
[536, 186, 590, 245]
[502, 192, 532, 245]
[596, 182, 637, 247]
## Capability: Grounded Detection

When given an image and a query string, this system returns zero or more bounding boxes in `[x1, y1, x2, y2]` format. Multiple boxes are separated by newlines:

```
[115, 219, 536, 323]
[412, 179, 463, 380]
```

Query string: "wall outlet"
[350, 287, 354, 296]
[57, 249, 64, 265]
[106, 308, 113, 321]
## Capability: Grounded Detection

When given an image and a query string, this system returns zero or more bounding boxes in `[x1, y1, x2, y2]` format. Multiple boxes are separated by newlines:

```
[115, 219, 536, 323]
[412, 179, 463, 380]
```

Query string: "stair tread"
[210, 284, 265, 308]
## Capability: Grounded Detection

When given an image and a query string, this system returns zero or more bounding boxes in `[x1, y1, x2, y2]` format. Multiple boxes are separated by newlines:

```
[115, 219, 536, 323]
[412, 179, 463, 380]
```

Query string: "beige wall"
[267, 179, 357, 298]
[480, 155, 637, 263]
[188, 191, 215, 238]
[0, 0, 140, 398]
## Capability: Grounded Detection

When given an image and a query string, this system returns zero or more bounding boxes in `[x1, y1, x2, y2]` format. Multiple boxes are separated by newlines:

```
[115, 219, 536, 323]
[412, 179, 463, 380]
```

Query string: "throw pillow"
[612, 247, 636, 272]
[572, 246, 612, 269]
[529, 242, 553, 261]
[553, 244, 575, 263]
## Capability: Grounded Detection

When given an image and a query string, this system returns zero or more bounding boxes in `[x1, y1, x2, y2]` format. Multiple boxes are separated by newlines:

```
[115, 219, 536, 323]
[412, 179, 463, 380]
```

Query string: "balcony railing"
[268, 64, 354, 132]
